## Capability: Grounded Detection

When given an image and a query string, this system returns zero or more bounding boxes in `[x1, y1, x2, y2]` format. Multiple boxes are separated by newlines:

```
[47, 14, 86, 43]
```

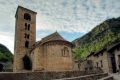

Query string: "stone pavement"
[110, 73, 120, 80]
[0, 72, 108, 80]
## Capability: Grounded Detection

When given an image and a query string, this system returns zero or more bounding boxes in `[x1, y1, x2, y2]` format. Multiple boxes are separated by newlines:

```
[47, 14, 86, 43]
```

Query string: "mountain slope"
[73, 17, 120, 59]
[0, 44, 13, 62]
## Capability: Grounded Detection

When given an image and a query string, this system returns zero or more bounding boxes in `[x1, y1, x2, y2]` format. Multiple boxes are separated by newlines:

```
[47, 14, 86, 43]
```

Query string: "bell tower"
[13, 6, 37, 72]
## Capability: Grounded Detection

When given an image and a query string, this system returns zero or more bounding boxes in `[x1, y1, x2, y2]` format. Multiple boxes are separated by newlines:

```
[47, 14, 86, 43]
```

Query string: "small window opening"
[25, 23, 27, 30]
[28, 24, 30, 30]
[24, 13, 31, 21]
[25, 41, 29, 48]
[62, 47, 69, 57]
[101, 60, 103, 67]
[27, 35, 29, 39]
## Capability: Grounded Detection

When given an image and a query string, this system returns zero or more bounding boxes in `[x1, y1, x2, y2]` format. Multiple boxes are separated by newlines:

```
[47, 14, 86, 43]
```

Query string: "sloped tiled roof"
[40, 32, 66, 43]
[87, 52, 95, 58]
[30, 32, 73, 52]
[107, 42, 120, 52]
[94, 48, 106, 56]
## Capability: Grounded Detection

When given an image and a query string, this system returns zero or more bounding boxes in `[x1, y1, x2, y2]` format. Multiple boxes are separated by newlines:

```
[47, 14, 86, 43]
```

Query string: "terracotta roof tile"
[30, 32, 73, 52]
[40, 32, 66, 43]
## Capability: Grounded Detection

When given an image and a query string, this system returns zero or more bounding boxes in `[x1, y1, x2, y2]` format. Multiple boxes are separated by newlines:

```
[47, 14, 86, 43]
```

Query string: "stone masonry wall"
[32, 41, 73, 71]
[0, 71, 105, 80]
[14, 6, 36, 72]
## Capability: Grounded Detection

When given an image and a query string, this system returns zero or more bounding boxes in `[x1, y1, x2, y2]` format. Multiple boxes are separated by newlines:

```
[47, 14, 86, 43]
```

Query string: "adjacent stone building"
[78, 42, 120, 73]
[88, 49, 111, 73]
[107, 42, 120, 73]
[13, 6, 73, 72]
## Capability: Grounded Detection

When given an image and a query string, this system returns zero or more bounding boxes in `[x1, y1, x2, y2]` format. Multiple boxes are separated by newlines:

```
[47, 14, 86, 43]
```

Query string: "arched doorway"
[0, 63, 3, 72]
[23, 55, 32, 70]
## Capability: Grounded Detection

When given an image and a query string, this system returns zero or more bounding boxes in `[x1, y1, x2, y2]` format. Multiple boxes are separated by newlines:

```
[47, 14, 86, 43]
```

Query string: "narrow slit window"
[25, 41, 29, 48]
[28, 24, 30, 30]
[27, 34, 29, 39]
[25, 23, 27, 30]
[24, 33, 27, 38]
[62, 47, 69, 57]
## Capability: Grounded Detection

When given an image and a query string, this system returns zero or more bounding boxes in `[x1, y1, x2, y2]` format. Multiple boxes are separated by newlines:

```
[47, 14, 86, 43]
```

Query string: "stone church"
[13, 6, 73, 72]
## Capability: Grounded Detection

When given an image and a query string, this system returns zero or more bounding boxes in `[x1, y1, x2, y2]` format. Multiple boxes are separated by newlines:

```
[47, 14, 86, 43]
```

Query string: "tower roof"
[15, 6, 37, 17]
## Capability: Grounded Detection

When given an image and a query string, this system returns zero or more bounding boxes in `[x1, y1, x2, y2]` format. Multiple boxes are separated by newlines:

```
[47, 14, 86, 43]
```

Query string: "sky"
[0, 0, 120, 53]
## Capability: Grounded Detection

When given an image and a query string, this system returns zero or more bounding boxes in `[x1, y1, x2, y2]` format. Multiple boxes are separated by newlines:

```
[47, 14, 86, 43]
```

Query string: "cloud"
[35, 0, 120, 33]
[36, 30, 50, 41]
[0, 0, 120, 52]
[0, 32, 14, 53]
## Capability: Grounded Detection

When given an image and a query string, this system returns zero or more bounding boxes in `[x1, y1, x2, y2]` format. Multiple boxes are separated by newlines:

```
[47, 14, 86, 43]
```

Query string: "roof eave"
[15, 5, 37, 18]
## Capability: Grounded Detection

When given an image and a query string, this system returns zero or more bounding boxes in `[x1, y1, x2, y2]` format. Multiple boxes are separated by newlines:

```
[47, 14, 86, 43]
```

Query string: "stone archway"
[23, 55, 32, 70]
[0, 63, 3, 72]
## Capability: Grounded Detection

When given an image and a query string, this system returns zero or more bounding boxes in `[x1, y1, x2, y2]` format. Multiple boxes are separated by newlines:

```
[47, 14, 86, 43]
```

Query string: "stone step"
[97, 75, 114, 80]
[109, 73, 120, 80]
[53, 73, 108, 80]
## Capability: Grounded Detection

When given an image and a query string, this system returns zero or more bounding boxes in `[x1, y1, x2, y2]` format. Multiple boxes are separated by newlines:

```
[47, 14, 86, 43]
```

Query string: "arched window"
[24, 34, 29, 39]
[25, 23, 30, 31]
[25, 23, 27, 30]
[27, 34, 29, 39]
[24, 13, 31, 21]
[25, 41, 29, 48]
[62, 47, 69, 57]
[28, 24, 30, 30]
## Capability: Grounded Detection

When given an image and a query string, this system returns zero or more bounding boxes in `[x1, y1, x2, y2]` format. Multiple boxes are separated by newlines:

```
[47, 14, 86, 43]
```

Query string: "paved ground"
[110, 73, 120, 80]
[98, 73, 120, 80]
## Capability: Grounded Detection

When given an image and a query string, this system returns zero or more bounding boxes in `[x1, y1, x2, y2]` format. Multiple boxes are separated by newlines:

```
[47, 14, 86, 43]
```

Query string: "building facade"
[13, 6, 73, 72]
[31, 32, 73, 71]
[78, 42, 120, 73]
[107, 42, 120, 73]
